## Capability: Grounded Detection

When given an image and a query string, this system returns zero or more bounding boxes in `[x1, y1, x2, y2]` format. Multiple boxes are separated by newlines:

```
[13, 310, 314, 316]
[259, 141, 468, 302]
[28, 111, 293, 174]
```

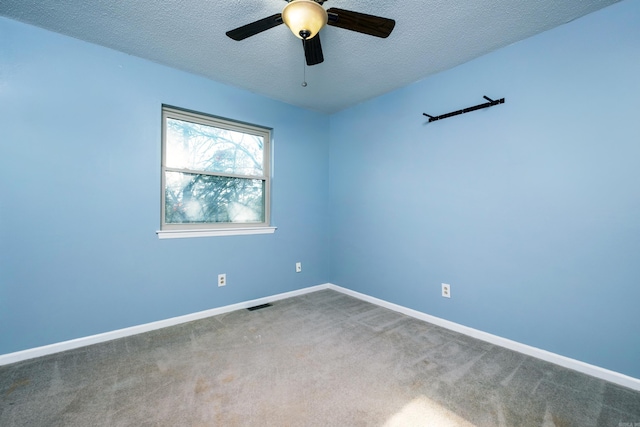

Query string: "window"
[158, 106, 274, 238]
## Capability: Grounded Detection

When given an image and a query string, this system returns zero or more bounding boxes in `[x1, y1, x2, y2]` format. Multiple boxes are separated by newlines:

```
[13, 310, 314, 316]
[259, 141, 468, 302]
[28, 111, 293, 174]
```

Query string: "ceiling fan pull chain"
[302, 39, 308, 87]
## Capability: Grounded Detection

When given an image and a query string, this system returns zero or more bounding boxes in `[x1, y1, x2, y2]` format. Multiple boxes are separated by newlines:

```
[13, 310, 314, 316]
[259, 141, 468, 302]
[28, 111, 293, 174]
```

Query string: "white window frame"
[157, 105, 275, 239]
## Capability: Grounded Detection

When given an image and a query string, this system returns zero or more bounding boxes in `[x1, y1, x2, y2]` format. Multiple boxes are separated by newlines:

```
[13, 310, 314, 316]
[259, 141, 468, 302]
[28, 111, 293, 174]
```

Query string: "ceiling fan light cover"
[282, 0, 328, 39]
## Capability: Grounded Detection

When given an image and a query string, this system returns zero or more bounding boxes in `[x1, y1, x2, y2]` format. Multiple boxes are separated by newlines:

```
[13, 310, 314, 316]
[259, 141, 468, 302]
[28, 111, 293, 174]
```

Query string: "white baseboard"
[326, 284, 640, 392]
[2, 282, 638, 392]
[0, 284, 329, 366]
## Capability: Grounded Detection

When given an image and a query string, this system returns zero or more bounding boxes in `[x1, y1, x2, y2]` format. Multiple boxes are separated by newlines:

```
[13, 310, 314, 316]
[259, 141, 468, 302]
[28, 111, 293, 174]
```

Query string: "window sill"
[156, 226, 277, 239]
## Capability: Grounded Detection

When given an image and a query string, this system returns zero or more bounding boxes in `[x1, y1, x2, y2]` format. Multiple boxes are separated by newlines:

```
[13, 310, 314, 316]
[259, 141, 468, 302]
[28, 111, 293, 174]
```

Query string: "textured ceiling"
[0, 0, 620, 113]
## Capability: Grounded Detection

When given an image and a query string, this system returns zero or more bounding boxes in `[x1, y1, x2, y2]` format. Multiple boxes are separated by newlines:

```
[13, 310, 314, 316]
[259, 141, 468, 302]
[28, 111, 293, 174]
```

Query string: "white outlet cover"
[442, 283, 451, 298]
[218, 274, 226, 287]
[295, 262, 302, 273]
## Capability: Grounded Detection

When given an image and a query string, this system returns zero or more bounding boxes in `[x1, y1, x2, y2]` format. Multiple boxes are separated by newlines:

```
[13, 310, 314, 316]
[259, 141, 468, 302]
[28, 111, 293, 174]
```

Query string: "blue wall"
[0, 17, 330, 354]
[329, 1, 640, 378]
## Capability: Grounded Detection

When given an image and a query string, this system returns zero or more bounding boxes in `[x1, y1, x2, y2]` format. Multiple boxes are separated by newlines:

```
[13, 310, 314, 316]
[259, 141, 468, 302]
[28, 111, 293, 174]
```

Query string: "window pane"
[165, 118, 264, 176]
[164, 171, 264, 224]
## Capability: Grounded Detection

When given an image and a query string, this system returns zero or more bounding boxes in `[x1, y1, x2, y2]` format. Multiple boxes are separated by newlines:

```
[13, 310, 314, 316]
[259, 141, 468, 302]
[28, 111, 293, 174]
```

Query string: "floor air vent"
[247, 303, 272, 311]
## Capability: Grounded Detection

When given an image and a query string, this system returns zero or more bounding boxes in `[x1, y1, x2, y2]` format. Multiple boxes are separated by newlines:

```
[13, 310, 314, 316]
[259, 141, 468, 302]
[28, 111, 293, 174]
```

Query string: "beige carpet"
[1, 289, 639, 426]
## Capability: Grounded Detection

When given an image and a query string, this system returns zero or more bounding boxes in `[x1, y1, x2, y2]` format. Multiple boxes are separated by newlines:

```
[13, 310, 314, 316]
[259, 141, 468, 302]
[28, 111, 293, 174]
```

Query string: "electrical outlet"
[442, 283, 451, 298]
[218, 273, 226, 287]
[295, 262, 302, 273]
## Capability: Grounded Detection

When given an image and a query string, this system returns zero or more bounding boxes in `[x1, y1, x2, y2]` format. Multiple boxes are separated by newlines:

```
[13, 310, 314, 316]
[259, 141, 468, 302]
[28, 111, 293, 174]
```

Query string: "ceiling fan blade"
[326, 8, 395, 38]
[303, 34, 324, 66]
[226, 13, 283, 41]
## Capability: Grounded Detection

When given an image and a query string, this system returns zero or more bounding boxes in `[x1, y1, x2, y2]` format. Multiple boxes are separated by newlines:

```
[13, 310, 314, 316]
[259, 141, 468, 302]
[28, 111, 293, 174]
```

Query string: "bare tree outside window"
[161, 106, 271, 230]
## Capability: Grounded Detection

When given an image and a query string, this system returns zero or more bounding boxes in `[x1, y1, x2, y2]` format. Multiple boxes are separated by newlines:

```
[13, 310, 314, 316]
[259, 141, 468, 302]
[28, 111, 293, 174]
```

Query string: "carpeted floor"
[1, 289, 639, 426]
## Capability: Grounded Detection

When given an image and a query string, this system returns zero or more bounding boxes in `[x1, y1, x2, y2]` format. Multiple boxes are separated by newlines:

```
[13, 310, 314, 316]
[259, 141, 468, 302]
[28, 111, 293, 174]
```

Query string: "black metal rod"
[423, 97, 505, 123]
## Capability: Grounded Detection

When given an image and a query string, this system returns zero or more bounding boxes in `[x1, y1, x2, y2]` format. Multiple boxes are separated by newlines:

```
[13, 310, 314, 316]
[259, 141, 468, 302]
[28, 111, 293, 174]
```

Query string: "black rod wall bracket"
[423, 96, 505, 123]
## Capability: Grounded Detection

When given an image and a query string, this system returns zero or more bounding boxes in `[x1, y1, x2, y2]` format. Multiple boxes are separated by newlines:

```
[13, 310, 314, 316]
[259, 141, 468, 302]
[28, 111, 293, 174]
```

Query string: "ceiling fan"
[226, 0, 395, 66]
